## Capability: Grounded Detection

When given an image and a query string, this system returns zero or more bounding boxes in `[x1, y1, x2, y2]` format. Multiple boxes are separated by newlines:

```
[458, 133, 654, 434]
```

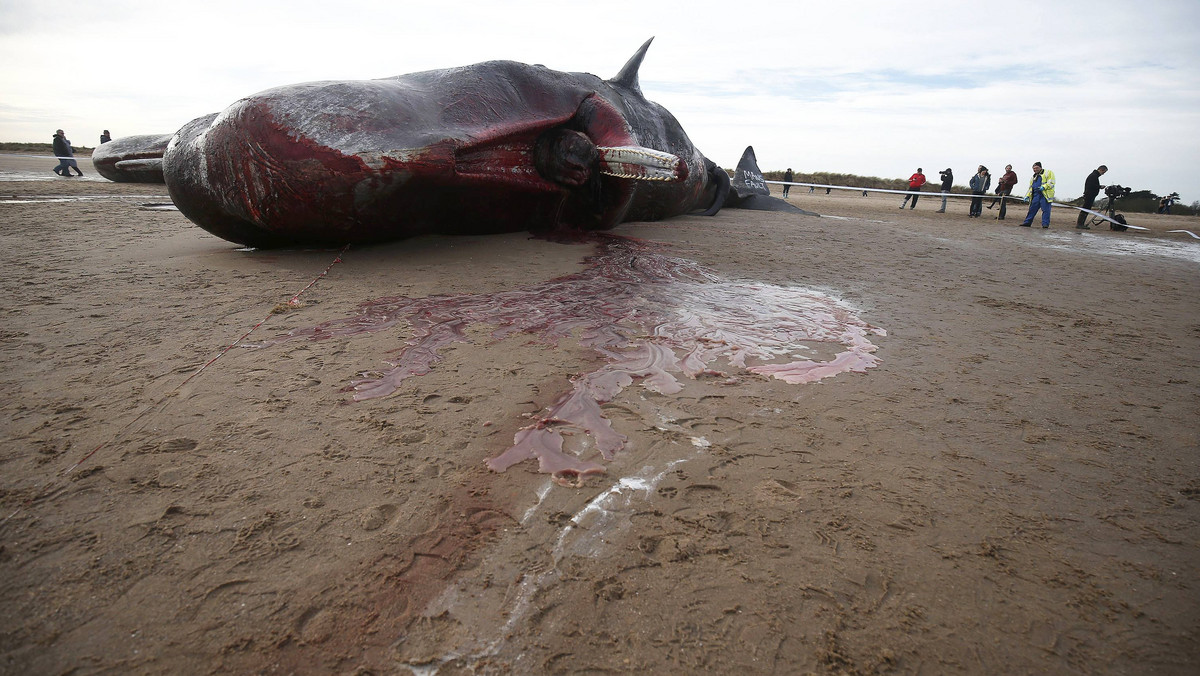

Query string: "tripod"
[1090, 193, 1128, 231]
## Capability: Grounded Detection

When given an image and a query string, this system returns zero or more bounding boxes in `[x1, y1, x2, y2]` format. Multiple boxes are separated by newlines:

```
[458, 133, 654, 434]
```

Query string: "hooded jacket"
[969, 172, 991, 194]
[52, 133, 72, 158]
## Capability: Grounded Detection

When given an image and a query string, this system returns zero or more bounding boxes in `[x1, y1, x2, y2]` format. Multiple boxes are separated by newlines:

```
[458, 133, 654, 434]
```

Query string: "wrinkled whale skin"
[92, 134, 171, 183]
[163, 41, 723, 248]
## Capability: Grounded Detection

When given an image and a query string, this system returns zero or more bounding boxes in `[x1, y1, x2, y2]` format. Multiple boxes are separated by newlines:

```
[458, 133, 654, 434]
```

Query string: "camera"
[1104, 184, 1130, 200]
[939, 169, 951, 178]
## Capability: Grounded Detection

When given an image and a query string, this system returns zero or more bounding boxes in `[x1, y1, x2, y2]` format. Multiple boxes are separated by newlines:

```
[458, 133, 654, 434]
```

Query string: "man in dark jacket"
[1077, 165, 1107, 228]
[989, 164, 1018, 220]
[935, 168, 953, 212]
[52, 129, 83, 177]
[988, 165, 1018, 208]
[782, 168, 793, 198]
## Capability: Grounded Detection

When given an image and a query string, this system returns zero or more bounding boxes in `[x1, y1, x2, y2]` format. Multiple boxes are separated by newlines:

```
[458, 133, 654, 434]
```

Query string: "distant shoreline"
[0, 142, 93, 156]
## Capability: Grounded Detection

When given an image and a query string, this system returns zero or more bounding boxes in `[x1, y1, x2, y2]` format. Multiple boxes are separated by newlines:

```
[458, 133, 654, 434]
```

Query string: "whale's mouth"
[444, 93, 688, 230]
[597, 146, 681, 182]
[452, 93, 685, 191]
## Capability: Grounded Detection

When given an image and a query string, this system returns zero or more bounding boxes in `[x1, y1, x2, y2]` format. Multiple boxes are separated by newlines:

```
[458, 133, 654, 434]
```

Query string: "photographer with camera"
[1077, 164, 1108, 229]
[935, 168, 953, 213]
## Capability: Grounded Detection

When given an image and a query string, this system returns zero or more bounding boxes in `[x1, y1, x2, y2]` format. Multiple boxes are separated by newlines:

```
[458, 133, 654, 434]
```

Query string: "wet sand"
[1, 153, 1198, 674]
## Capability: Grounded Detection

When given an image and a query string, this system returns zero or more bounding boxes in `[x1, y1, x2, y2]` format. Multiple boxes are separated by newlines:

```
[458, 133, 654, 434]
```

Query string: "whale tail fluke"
[724, 145, 818, 215]
[731, 146, 770, 199]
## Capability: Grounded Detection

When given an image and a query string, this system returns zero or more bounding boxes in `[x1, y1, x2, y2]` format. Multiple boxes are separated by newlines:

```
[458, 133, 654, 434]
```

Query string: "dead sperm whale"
[162, 39, 731, 248]
[91, 133, 172, 183]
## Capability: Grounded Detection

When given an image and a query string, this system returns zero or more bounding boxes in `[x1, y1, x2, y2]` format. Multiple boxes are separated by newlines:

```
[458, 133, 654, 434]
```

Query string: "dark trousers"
[54, 158, 81, 176]
[1078, 193, 1098, 226]
[901, 189, 920, 208]
[970, 193, 984, 216]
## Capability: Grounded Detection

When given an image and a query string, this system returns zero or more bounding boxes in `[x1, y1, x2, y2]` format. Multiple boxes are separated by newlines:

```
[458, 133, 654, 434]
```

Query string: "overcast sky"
[2, 0, 1198, 202]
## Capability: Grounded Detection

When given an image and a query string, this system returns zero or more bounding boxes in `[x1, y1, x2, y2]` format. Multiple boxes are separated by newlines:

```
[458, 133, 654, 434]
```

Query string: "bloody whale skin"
[163, 40, 727, 248]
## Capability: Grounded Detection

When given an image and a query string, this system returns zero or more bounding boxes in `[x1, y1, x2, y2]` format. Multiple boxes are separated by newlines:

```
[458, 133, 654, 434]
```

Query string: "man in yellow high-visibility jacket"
[1019, 161, 1056, 228]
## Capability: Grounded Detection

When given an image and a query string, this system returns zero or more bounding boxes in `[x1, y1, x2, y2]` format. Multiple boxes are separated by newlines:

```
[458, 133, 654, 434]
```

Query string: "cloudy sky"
[2, 0, 1197, 202]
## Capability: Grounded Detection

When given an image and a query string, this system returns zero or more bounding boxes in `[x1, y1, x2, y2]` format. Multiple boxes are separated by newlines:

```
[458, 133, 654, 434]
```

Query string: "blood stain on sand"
[265, 233, 885, 481]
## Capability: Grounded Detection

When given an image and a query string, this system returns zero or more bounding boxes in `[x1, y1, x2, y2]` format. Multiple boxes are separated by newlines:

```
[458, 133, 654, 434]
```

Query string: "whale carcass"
[162, 39, 730, 248]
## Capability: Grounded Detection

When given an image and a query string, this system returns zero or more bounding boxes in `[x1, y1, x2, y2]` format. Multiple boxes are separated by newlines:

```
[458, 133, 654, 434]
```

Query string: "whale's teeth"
[597, 145, 682, 182]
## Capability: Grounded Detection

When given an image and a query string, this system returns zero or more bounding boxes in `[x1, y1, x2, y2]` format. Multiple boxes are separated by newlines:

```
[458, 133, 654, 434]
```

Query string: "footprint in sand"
[359, 503, 399, 531]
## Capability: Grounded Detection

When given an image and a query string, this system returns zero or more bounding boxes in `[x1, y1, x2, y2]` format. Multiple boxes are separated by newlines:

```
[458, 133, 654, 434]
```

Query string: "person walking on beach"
[1020, 162, 1055, 228]
[100, 129, 111, 144]
[988, 164, 1018, 219]
[969, 166, 991, 218]
[52, 129, 83, 177]
[782, 168, 793, 198]
[935, 168, 953, 212]
[1077, 164, 1107, 229]
[899, 168, 926, 209]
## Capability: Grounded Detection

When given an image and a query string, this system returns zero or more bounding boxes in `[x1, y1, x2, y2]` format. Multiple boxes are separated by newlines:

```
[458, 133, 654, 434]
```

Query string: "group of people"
[898, 162, 1110, 229]
[50, 128, 112, 178]
[963, 165, 1021, 219]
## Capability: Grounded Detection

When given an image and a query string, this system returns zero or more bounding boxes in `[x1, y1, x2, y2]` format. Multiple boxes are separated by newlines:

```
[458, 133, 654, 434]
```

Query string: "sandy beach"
[1, 152, 1198, 674]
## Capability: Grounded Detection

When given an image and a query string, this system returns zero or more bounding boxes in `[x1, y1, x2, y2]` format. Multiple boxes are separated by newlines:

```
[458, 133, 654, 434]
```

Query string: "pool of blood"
[266, 234, 885, 482]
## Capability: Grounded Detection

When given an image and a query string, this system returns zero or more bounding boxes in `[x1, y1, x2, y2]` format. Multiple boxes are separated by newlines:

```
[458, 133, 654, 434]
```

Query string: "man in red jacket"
[988, 164, 1018, 219]
[900, 168, 927, 209]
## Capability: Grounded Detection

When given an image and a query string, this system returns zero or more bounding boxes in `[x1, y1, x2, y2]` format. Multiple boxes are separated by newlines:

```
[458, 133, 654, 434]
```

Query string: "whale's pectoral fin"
[114, 158, 164, 172]
[597, 146, 682, 182]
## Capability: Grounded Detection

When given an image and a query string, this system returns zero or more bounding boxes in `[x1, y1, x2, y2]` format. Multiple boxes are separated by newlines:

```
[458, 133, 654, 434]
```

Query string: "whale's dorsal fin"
[609, 37, 654, 95]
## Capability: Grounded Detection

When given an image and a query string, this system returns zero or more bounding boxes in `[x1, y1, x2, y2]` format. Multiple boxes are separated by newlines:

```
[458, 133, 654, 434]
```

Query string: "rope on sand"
[1, 244, 351, 528]
[176, 243, 350, 390]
